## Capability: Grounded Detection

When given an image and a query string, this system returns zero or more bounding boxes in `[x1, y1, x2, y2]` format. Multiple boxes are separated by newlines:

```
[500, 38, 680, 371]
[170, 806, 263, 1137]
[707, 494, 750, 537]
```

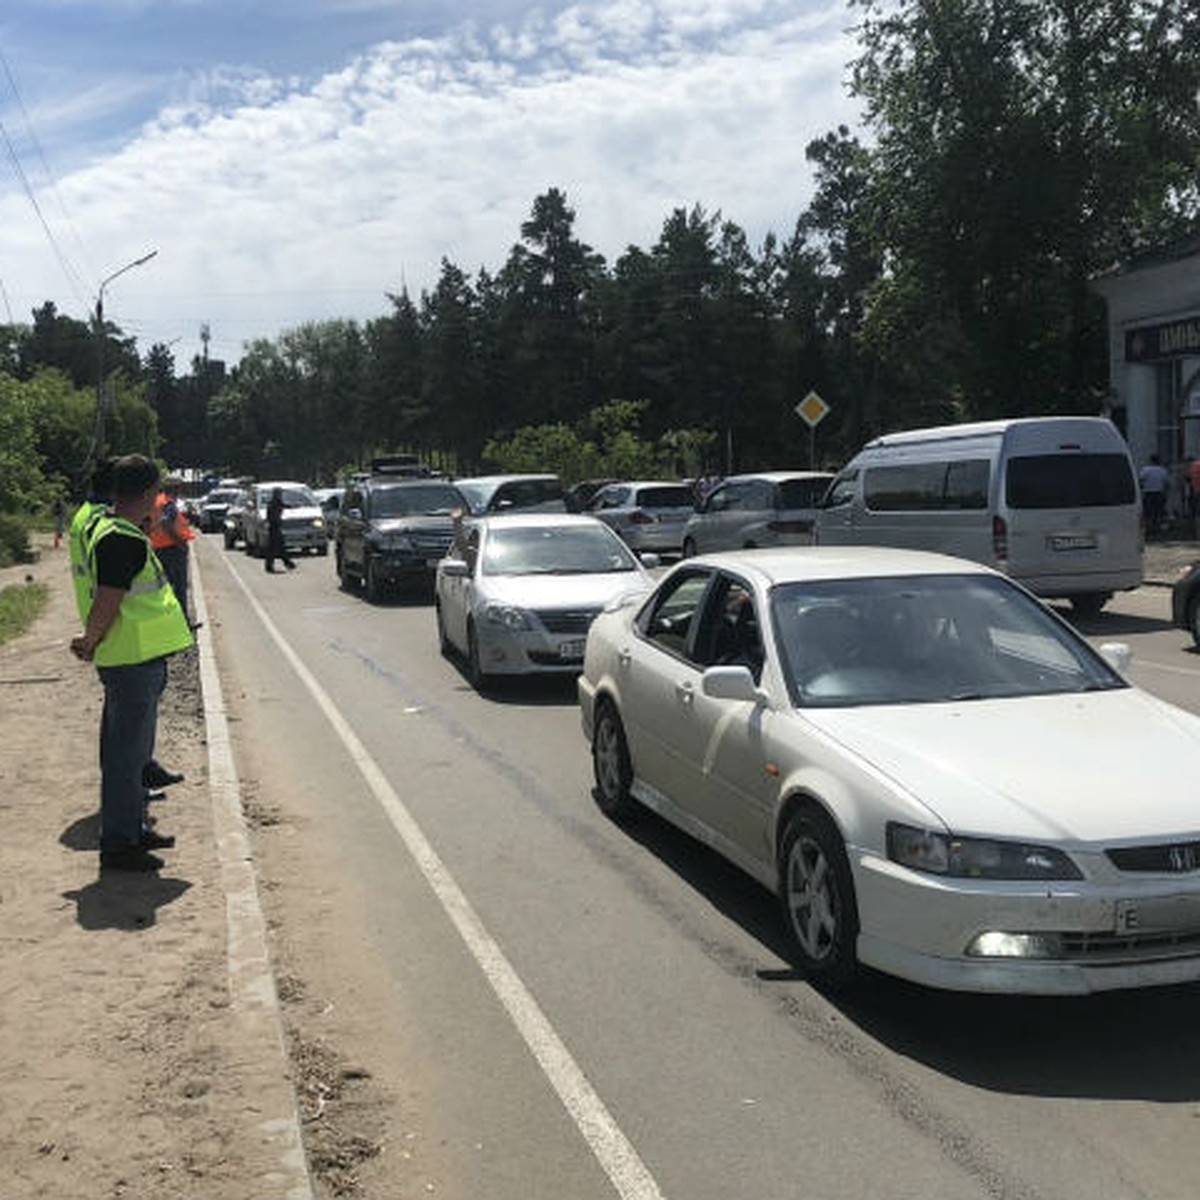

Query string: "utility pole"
[94, 250, 158, 460]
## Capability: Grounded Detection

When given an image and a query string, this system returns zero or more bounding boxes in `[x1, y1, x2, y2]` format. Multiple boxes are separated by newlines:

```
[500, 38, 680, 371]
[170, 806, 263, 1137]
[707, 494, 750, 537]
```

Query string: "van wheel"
[1188, 598, 1200, 649]
[682, 537, 697, 559]
[1069, 593, 1108, 617]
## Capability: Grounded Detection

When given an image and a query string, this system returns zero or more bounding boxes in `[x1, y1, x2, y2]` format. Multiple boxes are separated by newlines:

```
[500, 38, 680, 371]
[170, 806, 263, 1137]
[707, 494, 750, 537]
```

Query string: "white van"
[815, 417, 1143, 613]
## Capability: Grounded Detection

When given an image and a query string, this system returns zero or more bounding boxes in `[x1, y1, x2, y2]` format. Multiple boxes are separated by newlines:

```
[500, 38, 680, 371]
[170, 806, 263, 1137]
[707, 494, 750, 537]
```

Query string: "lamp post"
[94, 249, 158, 459]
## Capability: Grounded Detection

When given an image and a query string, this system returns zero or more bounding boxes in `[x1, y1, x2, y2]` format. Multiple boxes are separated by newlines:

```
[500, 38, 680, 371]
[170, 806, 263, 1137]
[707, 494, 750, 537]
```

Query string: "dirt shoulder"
[0, 536, 308, 1199]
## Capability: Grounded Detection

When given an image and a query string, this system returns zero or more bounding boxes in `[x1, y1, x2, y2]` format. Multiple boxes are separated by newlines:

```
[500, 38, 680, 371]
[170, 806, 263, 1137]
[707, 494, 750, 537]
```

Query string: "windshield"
[482, 525, 640, 576]
[637, 486, 694, 509]
[771, 574, 1124, 708]
[262, 487, 317, 509]
[204, 489, 239, 505]
[371, 484, 463, 517]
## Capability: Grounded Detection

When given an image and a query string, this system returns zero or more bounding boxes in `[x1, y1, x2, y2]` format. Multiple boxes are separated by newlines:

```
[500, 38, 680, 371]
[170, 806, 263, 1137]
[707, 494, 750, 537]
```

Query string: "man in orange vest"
[148, 478, 196, 627]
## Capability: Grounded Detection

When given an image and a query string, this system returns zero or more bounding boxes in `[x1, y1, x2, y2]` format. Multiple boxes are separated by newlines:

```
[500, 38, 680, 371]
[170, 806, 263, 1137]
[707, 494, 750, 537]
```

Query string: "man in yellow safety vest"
[72, 455, 194, 872]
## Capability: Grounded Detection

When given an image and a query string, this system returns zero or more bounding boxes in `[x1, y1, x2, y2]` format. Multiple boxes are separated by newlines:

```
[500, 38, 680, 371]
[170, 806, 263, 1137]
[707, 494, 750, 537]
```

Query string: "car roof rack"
[370, 455, 432, 477]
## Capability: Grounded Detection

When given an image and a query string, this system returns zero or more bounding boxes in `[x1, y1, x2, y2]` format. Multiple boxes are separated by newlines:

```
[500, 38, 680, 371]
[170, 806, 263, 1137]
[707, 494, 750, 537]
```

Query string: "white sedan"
[435, 514, 654, 689]
[578, 546, 1200, 995]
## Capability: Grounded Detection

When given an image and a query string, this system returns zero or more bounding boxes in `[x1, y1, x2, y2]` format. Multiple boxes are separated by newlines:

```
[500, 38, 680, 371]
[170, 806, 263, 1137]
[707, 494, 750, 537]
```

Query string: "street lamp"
[94, 249, 158, 459]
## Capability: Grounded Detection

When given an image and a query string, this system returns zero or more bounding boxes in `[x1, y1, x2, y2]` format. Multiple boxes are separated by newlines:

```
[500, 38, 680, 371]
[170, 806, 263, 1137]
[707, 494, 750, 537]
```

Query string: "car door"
[693, 483, 739, 553]
[685, 574, 776, 864]
[440, 524, 480, 652]
[618, 569, 716, 805]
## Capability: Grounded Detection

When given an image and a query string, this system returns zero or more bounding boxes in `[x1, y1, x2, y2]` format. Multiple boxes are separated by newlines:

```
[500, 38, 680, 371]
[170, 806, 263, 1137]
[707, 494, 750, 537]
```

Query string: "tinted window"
[821, 471, 858, 508]
[864, 460, 990, 511]
[1005, 454, 1137, 508]
[370, 484, 463, 517]
[637, 486, 694, 508]
[777, 477, 834, 509]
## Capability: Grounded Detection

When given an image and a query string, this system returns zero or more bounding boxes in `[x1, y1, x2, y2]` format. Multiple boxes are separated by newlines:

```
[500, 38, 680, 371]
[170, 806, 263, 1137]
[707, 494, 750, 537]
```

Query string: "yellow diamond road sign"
[795, 391, 829, 427]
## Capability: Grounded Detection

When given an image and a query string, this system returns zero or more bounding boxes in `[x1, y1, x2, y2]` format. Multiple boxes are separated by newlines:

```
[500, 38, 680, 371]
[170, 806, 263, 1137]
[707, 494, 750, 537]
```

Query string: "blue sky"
[0, 0, 861, 368]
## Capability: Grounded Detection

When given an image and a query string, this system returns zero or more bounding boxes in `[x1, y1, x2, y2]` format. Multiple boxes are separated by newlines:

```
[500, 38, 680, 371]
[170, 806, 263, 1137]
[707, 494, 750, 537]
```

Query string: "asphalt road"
[198, 533, 1200, 1200]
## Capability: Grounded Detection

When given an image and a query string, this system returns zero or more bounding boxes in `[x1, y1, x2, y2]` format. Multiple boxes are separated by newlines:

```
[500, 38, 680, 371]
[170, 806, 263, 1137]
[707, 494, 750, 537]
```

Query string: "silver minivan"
[815, 417, 1143, 614]
[681, 471, 835, 557]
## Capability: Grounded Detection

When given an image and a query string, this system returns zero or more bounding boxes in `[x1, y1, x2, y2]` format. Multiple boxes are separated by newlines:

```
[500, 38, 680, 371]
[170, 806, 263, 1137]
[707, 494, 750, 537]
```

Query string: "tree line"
[1, 0, 1195, 544]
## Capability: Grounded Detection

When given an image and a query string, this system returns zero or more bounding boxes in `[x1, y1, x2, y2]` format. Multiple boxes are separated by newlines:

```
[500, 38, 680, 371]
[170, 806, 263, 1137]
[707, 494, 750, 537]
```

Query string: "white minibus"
[815, 417, 1143, 613]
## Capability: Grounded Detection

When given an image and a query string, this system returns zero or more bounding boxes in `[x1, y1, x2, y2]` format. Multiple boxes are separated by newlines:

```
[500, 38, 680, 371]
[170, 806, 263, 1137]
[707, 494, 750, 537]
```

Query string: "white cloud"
[0, 0, 859, 367]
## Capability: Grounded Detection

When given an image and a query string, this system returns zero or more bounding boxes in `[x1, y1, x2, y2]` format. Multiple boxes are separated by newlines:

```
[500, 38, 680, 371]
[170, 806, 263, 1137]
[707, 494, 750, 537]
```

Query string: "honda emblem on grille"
[1167, 845, 1197, 872]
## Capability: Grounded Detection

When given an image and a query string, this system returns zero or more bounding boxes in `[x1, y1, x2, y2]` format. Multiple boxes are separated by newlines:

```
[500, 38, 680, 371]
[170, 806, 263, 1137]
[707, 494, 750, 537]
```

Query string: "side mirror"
[1098, 641, 1132, 675]
[639, 552, 661, 569]
[702, 665, 770, 706]
[439, 558, 470, 578]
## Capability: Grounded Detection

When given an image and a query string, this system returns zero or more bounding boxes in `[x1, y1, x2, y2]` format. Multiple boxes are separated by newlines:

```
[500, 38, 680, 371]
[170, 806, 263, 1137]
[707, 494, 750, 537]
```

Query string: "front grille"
[537, 608, 600, 635]
[409, 532, 453, 553]
[1058, 927, 1200, 963]
[1107, 842, 1200, 873]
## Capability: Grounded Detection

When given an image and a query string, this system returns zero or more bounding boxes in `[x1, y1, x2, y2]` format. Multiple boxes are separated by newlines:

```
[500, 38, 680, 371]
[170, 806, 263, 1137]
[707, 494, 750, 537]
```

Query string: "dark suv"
[335, 475, 467, 601]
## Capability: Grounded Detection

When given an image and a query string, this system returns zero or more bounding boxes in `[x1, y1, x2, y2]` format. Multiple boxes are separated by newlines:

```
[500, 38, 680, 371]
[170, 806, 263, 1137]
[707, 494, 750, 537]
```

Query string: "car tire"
[364, 555, 383, 603]
[435, 601, 452, 658]
[466, 620, 490, 691]
[1069, 592, 1108, 617]
[224, 530, 235, 549]
[592, 700, 636, 820]
[317, 543, 328, 558]
[778, 806, 859, 990]
[1189, 597, 1200, 649]
[682, 537, 697, 559]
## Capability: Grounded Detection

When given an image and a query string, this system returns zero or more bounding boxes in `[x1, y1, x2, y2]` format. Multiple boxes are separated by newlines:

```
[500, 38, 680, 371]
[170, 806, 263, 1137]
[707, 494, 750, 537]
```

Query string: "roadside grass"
[0, 581, 49, 646]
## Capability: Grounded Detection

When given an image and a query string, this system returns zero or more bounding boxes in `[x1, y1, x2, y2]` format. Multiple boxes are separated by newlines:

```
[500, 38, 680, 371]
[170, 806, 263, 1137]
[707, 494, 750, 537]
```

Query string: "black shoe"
[143, 765, 184, 789]
[140, 830, 176, 850]
[285, 561, 296, 570]
[145, 789, 167, 803]
[100, 848, 164, 872]
[189, 620, 204, 632]
[265, 565, 276, 573]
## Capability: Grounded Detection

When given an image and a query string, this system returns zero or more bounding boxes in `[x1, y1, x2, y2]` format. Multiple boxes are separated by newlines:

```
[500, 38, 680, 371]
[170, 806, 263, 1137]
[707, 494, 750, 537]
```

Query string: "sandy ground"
[0, 529, 1193, 1199]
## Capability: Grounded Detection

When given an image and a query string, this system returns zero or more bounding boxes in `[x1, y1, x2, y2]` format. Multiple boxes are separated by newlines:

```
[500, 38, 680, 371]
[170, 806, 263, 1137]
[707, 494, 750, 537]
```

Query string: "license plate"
[558, 639, 586, 660]
[1048, 534, 1097, 552]
[1115, 895, 1200, 935]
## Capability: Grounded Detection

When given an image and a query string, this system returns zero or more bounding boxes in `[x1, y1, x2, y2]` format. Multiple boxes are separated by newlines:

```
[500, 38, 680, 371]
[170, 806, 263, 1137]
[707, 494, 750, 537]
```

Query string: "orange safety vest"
[147, 491, 196, 550]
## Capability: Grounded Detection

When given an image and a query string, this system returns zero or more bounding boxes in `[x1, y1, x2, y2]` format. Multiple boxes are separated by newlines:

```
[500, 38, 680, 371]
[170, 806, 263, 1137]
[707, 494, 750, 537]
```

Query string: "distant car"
[453, 474, 567, 515]
[222, 488, 251, 549]
[196, 487, 244, 533]
[242, 482, 328, 558]
[335, 476, 467, 601]
[587, 480, 695, 554]
[1171, 560, 1200, 647]
[681, 471, 834, 557]
[579, 546, 1200, 995]
[435, 513, 653, 689]
[565, 478, 618, 512]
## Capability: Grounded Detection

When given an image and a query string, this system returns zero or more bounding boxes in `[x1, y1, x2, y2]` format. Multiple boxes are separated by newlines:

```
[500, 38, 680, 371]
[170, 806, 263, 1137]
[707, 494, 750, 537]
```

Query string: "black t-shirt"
[94, 526, 148, 590]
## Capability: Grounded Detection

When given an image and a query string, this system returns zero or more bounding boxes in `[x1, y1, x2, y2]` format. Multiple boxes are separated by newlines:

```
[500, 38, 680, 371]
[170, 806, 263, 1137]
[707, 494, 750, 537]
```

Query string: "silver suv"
[681, 471, 834, 556]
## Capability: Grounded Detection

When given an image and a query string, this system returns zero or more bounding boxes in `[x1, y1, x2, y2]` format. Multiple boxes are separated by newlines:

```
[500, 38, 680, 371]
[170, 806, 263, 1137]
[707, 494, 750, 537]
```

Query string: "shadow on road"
[61, 875, 191, 931]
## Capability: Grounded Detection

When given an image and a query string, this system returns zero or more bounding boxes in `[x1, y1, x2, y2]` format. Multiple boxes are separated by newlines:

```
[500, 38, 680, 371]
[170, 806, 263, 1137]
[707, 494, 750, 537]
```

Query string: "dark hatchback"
[335, 477, 467, 602]
[1171, 561, 1200, 648]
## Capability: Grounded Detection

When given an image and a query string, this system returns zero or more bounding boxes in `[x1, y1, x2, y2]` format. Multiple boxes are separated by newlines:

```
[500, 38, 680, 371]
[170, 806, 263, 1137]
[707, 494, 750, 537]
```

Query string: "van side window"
[943, 460, 990, 509]
[864, 460, 990, 511]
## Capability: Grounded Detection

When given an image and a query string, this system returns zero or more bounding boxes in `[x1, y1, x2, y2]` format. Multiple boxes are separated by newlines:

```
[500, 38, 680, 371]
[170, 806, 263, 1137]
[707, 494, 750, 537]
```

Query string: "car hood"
[804, 690, 1200, 843]
[480, 571, 650, 610]
[279, 505, 322, 520]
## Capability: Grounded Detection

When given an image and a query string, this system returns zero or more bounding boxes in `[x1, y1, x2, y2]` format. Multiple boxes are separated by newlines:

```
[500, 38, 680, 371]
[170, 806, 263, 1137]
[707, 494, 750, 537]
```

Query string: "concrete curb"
[191, 555, 314, 1200]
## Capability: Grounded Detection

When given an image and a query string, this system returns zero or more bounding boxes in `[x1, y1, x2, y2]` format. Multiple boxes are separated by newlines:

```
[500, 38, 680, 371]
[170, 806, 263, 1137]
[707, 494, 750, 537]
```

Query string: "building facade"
[1093, 237, 1200, 515]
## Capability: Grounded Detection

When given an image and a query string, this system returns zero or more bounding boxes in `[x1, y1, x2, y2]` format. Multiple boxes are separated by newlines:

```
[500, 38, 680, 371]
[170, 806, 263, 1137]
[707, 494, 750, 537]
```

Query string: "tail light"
[992, 515, 1008, 561]
[629, 510, 656, 525]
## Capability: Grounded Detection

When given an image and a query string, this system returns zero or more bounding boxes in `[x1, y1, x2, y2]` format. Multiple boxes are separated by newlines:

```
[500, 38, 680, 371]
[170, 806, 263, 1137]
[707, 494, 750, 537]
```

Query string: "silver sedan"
[435, 514, 654, 690]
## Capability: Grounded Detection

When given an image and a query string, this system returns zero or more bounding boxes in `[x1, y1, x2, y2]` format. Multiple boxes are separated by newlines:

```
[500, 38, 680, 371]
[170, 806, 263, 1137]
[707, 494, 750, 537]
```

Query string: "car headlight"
[313, 517, 324, 529]
[886, 822, 1083, 880]
[483, 603, 532, 631]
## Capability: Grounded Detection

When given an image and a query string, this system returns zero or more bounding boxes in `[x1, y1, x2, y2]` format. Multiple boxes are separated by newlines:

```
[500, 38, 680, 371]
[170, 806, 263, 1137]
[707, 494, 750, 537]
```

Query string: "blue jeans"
[97, 658, 167, 852]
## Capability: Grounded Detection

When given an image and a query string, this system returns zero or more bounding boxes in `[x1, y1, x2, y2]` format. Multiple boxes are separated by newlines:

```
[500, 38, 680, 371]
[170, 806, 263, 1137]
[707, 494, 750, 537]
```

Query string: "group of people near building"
[1139, 454, 1200, 538]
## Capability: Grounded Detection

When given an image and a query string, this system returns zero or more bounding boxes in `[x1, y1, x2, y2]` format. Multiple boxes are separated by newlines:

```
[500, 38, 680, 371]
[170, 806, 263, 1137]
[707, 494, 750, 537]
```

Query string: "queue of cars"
[189, 440, 1200, 997]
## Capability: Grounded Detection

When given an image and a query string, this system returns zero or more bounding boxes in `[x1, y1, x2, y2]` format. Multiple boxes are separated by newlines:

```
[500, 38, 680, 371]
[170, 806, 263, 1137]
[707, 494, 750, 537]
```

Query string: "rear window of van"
[1005, 454, 1136, 509]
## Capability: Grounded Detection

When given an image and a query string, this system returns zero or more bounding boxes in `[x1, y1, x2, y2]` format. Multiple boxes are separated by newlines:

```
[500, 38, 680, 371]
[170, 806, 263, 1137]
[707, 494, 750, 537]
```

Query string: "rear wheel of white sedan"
[779, 808, 860, 990]
[435, 601, 452, 658]
[466, 621, 491, 692]
[592, 700, 636, 820]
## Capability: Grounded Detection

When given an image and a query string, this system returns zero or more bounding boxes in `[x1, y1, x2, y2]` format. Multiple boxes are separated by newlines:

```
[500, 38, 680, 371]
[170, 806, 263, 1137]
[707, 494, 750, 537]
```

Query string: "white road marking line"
[220, 553, 667, 1200]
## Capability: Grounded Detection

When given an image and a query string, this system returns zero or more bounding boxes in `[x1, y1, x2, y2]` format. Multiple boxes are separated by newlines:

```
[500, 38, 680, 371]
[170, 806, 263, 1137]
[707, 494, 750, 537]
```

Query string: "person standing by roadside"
[149, 478, 196, 625]
[264, 486, 295, 573]
[1139, 454, 1170, 537]
[1190, 457, 1200, 540]
[52, 497, 67, 549]
[71, 455, 193, 872]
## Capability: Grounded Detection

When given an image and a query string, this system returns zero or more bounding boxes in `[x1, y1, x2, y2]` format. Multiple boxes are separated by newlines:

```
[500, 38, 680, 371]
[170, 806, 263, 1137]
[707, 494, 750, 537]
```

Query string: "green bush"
[0, 512, 32, 567]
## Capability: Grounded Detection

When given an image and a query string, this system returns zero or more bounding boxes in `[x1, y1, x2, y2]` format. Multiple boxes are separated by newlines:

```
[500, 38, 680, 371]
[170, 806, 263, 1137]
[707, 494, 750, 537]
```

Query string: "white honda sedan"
[578, 546, 1200, 995]
[435, 514, 654, 689]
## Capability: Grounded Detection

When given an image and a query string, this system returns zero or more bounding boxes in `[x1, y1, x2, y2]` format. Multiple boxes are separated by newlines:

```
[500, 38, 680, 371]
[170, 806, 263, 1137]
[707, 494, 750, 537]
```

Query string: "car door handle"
[617, 646, 632, 667]
[675, 680, 694, 706]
